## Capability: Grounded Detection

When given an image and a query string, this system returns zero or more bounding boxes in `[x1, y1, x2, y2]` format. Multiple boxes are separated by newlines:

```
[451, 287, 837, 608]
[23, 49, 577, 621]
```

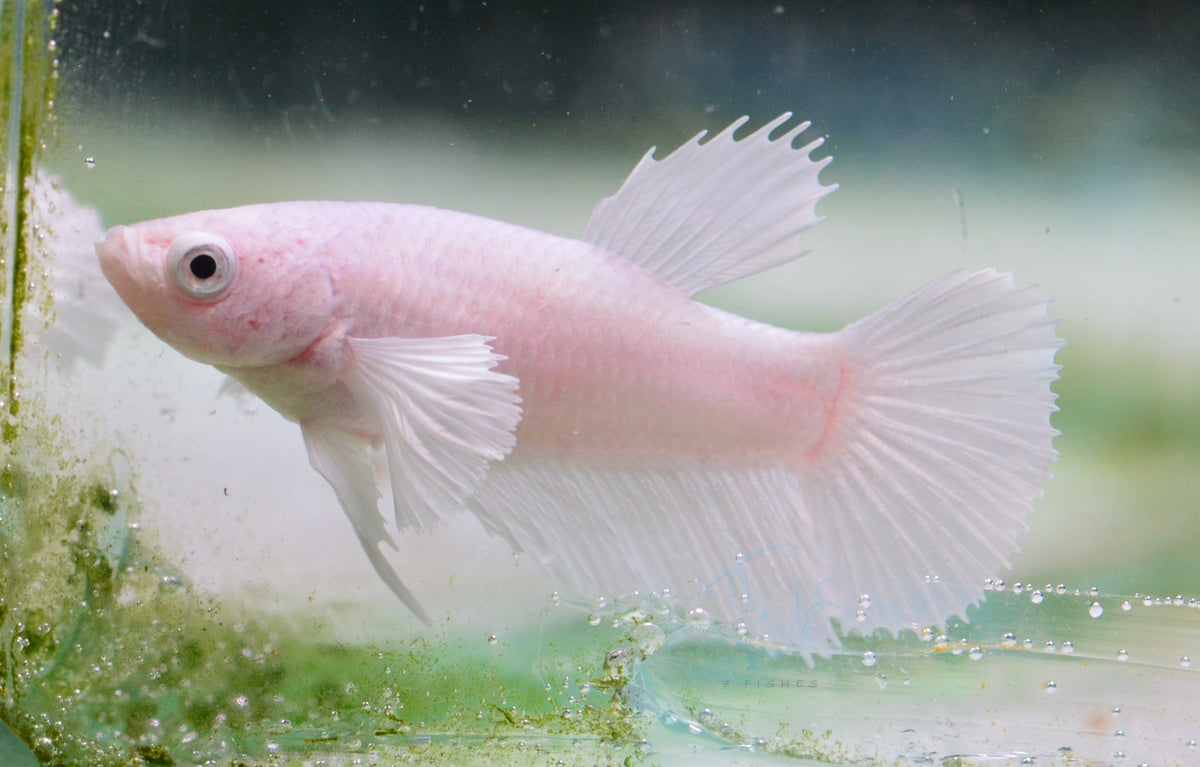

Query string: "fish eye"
[166, 231, 238, 300]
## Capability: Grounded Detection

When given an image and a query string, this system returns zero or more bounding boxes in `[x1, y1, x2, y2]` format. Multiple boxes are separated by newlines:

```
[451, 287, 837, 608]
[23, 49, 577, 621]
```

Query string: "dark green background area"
[55, 0, 1200, 157]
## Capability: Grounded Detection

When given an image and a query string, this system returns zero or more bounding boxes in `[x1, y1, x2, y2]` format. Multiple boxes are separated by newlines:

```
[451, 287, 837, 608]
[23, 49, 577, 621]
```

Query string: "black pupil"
[189, 252, 218, 280]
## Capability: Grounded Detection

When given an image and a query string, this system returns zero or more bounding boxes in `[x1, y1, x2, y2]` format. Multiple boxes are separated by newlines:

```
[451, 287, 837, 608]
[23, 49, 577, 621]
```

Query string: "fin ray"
[344, 334, 522, 533]
[584, 113, 836, 295]
[800, 269, 1062, 635]
[301, 421, 432, 624]
[470, 457, 842, 655]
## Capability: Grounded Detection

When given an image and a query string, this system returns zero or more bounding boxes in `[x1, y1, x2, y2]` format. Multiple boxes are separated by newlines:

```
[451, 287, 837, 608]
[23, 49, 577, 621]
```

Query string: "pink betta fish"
[96, 115, 1061, 652]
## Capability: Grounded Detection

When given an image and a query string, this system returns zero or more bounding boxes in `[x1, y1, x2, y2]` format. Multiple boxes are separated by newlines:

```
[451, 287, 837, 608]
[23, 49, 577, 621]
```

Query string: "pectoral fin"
[343, 334, 523, 533]
[302, 420, 432, 624]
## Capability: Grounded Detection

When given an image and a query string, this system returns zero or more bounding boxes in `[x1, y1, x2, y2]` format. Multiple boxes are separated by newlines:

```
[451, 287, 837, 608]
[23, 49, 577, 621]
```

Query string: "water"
[3, 2, 1200, 765]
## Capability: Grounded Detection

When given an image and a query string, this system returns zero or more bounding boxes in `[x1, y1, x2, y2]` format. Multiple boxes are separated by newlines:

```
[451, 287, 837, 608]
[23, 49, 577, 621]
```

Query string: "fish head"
[96, 205, 335, 368]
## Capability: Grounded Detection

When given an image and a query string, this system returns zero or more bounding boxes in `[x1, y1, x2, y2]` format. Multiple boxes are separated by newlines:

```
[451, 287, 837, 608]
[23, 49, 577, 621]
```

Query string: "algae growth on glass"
[4, 2, 1200, 766]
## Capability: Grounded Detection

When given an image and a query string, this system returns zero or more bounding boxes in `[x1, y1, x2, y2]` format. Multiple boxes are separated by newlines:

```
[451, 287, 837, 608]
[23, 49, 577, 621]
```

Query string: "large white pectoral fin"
[583, 113, 836, 296]
[344, 334, 523, 533]
[301, 420, 432, 624]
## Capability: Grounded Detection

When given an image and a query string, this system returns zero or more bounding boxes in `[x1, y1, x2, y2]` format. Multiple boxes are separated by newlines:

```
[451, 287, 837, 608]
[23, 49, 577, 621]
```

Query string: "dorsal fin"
[583, 113, 837, 296]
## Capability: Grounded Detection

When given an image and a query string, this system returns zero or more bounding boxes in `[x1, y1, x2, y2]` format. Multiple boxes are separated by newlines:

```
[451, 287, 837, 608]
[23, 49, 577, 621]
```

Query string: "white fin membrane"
[302, 420, 433, 624]
[805, 268, 1063, 638]
[470, 457, 843, 654]
[583, 113, 837, 296]
[342, 334, 523, 533]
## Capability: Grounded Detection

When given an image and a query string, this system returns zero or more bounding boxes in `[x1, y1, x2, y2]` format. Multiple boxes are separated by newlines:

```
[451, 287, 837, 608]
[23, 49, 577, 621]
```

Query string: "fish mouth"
[95, 225, 138, 294]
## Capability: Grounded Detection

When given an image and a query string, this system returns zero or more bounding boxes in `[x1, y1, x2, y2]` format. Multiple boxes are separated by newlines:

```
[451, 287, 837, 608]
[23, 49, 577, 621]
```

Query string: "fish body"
[109, 202, 835, 463]
[96, 115, 1061, 653]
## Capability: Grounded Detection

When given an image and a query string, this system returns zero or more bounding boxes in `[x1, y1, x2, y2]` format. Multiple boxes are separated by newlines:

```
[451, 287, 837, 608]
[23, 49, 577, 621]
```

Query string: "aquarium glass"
[2, 1, 1198, 765]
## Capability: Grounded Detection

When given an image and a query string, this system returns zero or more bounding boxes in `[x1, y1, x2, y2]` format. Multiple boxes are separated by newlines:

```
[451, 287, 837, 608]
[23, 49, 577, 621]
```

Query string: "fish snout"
[95, 225, 135, 267]
[95, 225, 141, 289]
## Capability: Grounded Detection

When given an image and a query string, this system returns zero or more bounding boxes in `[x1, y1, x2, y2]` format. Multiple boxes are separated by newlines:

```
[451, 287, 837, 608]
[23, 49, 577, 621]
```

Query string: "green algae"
[0, 442, 648, 765]
[1, 0, 60, 438]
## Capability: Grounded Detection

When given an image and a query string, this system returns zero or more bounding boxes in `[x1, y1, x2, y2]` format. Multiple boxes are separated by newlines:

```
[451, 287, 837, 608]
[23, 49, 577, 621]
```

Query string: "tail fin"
[802, 268, 1062, 637]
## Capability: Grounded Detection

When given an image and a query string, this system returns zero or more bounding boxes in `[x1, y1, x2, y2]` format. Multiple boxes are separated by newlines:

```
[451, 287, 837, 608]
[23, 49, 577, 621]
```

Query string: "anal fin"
[470, 456, 841, 656]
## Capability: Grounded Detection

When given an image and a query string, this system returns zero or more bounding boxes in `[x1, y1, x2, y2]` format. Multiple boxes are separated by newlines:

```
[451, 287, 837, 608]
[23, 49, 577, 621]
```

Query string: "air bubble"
[736, 621, 748, 637]
[861, 651, 877, 667]
[586, 614, 601, 627]
[1117, 649, 1129, 662]
[631, 622, 665, 657]
[31, 737, 56, 760]
[857, 594, 872, 609]
[968, 646, 984, 661]
[1121, 600, 1132, 611]
[1089, 602, 1104, 618]
[855, 609, 867, 623]
[1062, 641, 1075, 653]
[1001, 632, 1016, 647]
[1030, 590, 1044, 604]
[1044, 641, 1056, 652]
[603, 647, 633, 681]
[685, 607, 711, 629]
[1044, 681, 1057, 694]
[487, 634, 498, 645]
[1181, 656, 1191, 668]
[84, 156, 96, 169]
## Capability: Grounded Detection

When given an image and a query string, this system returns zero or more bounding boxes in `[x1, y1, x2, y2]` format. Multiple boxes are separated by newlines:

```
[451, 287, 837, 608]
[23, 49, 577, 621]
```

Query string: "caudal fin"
[801, 268, 1062, 637]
